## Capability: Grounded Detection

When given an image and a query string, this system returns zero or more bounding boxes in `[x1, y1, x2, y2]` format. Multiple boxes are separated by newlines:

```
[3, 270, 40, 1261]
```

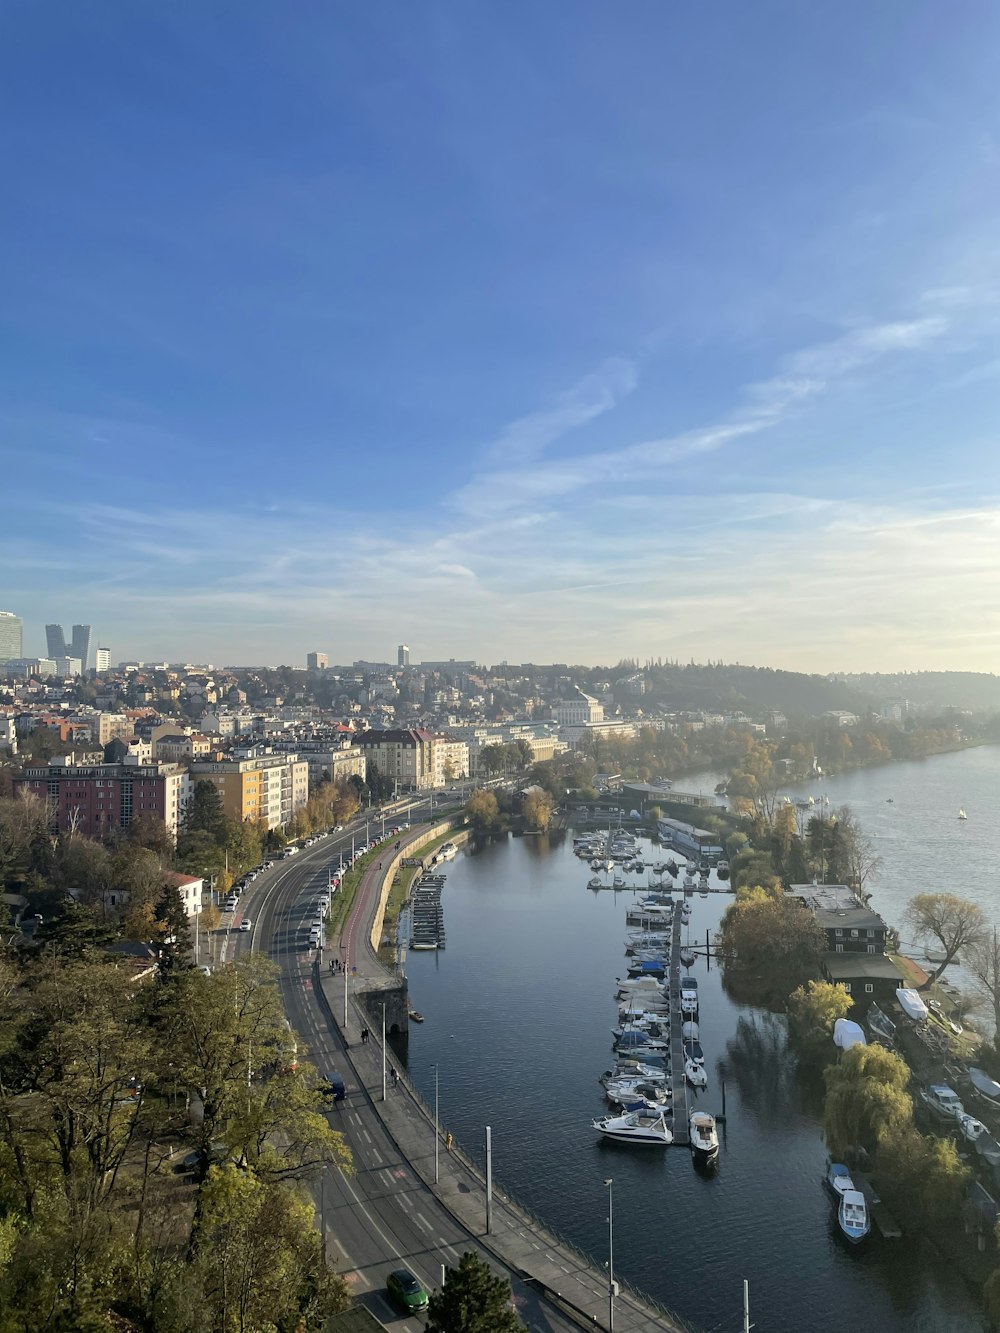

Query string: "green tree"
[905, 892, 987, 988]
[787, 979, 853, 1066]
[123, 811, 175, 862]
[823, 1043, 914, 1156]
[465, 790, 500, 830]
[195, 1165, 350, 1332]
[426, 1251, 522, 1333]
[181, 780, 228, 841]
[877, 1126, 969, 1231]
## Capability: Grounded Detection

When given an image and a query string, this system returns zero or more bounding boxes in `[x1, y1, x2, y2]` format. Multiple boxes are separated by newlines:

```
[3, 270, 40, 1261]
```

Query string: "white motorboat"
[685, 1058, 708, 1089]
[919, 1084, 965, 1121]
[959, 1113, 987, 1143]
[588, 875, 604, 890]
[680, 990, 699, 1016]
[593, 1109, 673, 1146]
[601, 1062, 668, 1085]
[605, 1080, 671, 1105]
[825, 1164, 869, 1242]
[682, 1020, 699, 1041]
[616, 977, 667, 995]
[613, 871, 625, 890]
[689, 1110, 719, 1165]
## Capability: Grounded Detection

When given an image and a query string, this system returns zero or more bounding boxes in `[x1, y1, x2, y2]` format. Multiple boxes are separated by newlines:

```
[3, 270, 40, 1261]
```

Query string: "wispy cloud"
[483, 356, 637, 465]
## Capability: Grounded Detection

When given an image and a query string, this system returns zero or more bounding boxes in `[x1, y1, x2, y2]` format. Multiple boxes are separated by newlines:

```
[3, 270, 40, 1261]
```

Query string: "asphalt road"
[208, 811, 584, 1331]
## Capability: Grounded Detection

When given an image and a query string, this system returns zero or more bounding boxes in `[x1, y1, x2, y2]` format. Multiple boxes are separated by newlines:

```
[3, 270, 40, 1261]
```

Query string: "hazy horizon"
[4, 5, 1000, 671]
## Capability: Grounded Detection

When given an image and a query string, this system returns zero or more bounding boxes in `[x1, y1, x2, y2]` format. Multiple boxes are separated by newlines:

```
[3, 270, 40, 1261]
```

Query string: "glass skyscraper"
[45, 622, 92, 670]
[0, 611, 22, 663]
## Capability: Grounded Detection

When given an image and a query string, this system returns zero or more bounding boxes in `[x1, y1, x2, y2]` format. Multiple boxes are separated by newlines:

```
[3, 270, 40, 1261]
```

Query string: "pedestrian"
[361, 1027, 369, 1045]
[329, 960, 335, 974]
[390, 1065, 398, 1087]
[446, 1132, 453, 1153]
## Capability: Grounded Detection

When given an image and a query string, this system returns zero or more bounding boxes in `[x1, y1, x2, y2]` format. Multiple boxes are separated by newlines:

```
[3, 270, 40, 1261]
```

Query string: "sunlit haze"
[4, 4, 1000, 669]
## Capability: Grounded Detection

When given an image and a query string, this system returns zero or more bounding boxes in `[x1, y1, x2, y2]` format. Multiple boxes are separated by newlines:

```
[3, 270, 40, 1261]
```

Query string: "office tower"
[46, 622, 93, 670]
[71, 624, 92, 672]
[94, 647, 111, 672]
[46, 623, 67, 659]
[307, 651, 329, 672]
[0, 611, 23, 663]
[397, 643, 410, 667]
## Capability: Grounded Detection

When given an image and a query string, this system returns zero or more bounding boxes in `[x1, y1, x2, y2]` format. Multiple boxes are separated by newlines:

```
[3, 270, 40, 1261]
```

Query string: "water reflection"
[720, 1013, 799, 1117]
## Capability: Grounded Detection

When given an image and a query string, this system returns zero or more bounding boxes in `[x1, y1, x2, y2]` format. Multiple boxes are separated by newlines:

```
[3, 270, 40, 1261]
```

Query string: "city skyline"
[4, 7, 1000, 671]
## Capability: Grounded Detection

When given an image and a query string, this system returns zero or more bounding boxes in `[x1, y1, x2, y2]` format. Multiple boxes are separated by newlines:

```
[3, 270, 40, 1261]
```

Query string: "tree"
[877, 1127, 969, 1231]
[719, 893, 826, 999]
[464, 790, 499, 830]
[195, 1166, 350, 1331]
[824, 1043, 914, 1156]
[787, 980, 853, 1066]
[123, 812, 175, 862]
[827, 805, 882, 900]
[964, 927, 1000, 1054]
[426, 1251, 521, 1333]
[520, 788, 553, 832]
[180, 780, 228, 843]
[905, 893, 987, 988]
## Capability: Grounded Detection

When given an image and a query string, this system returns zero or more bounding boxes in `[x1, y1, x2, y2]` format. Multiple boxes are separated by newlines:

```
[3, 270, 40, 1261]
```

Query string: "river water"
[402, 748, 1000, 1333]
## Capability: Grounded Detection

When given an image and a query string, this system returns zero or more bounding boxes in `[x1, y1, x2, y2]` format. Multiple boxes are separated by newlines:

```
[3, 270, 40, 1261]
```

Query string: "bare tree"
[905, 893, 988, 989]
[965, 927, 1000, 1052]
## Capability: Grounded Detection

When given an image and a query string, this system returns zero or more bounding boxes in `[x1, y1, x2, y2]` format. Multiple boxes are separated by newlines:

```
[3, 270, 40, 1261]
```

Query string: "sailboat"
[958, 808, 968, 820]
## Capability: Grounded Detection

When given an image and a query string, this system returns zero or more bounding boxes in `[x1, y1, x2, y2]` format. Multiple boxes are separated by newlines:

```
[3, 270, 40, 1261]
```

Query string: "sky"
[3, 2, 1000, 673]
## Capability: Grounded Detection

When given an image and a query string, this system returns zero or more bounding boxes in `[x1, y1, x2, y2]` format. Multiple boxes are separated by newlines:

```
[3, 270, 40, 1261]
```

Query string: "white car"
[239, 919, 252, 933]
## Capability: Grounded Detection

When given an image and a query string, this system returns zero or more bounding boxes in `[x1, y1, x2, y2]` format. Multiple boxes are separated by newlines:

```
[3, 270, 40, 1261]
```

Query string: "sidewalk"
[319, 843, 690, 1333]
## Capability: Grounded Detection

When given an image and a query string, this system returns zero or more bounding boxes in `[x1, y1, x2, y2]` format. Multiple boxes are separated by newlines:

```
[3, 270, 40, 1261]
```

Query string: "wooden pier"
[668, 906, 690, 1144]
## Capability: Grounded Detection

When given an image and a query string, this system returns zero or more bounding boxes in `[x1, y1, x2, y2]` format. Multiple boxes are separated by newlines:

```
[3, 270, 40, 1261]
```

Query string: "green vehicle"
[386, 1267, 429, 1312]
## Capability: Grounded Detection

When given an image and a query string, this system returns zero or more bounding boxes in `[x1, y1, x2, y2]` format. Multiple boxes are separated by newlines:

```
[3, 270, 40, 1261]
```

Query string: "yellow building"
[190, 752, 309, 829]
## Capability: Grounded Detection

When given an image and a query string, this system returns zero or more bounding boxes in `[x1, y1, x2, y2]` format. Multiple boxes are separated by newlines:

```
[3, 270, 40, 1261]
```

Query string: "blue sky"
[4, 3, 1000, 671]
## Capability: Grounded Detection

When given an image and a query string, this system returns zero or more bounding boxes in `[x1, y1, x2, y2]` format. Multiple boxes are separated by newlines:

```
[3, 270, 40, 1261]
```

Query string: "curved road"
[217, 810, 587, 1331]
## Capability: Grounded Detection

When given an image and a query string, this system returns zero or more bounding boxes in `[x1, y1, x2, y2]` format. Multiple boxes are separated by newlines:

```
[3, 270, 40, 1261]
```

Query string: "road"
[211, 809, 586, 1331]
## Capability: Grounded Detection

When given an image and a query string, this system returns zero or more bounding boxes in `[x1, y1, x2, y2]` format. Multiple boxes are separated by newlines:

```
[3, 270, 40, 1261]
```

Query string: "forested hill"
[628, 663, 872, 718]
[837, 671, 1000, 714]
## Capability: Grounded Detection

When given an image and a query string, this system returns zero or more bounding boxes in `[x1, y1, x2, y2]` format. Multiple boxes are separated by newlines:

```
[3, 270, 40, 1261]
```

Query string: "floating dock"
[669, 907, 690, 1144]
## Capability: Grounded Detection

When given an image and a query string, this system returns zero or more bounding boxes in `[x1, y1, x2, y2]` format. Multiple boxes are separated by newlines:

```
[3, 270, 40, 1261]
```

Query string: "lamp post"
[604, 1177, 615, 1332]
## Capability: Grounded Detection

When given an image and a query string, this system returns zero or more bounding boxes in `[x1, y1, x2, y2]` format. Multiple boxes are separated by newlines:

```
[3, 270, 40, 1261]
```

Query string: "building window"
[867, 945, 877, 954]
[835, 944, 844, 953]
[850, 929, 859, 939]
[867, 929, 875, 938]
[835, 928, 843, 937]
[864, 983, 874, 994]
[843, 982, 852, 993]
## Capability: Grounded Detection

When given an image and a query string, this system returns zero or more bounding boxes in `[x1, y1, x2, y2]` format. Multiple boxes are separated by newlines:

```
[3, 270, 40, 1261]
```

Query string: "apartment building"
[267, 740, 367, 790]
[350, 728, 438, 791]
[96, 712, 136, 746]
[14, 755, 191, 838]
[189, 750, 309, 829]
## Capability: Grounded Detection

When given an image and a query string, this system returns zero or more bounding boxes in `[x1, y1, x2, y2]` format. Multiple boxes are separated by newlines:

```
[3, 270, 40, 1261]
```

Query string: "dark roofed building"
[822, 952, 904, 1014]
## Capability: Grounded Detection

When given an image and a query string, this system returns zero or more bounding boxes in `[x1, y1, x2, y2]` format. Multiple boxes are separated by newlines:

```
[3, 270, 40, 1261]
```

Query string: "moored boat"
[593, 1109, 673, 1146]
[685, 1057, 708, 1089]
[689, 1109, 719, 1164]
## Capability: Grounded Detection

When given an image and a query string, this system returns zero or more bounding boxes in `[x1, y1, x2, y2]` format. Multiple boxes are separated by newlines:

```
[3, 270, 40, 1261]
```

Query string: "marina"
[403, 778, 990, 1333]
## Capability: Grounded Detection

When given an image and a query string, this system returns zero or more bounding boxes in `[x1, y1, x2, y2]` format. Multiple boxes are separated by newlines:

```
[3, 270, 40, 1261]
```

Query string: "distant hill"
[836, 671, 1000, 715]
[633, 663, 872, 719]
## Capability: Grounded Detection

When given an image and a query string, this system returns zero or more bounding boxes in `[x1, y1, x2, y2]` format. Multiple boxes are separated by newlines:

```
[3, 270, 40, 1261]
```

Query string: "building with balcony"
[14, 755, 191, 838]
[189, 751, 309, 829]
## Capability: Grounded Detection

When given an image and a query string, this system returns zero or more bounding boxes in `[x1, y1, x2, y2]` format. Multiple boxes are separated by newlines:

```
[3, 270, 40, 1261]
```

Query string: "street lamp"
[604, 1178, 615, 1333]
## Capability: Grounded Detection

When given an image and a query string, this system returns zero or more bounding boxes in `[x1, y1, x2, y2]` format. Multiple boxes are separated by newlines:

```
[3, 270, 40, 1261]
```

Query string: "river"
[401, 750, 998, 1333]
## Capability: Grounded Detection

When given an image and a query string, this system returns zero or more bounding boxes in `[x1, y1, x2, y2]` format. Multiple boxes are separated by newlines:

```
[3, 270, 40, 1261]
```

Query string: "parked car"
[386, 1268, 428, 1312]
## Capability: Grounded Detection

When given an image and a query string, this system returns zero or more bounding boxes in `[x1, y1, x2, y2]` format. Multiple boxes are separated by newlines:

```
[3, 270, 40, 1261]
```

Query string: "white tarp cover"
[833, 1018, 867, 1050]
[896, 987, 929, 1021]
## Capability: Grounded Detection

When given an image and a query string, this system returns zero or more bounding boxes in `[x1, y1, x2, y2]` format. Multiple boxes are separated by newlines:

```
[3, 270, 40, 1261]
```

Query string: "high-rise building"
[397, 643, 410, 667]
[0, 611, 22, 663]
[94, 647, 111, 672]
[46, 622, 93, 671]
[307, 651, 329, 672]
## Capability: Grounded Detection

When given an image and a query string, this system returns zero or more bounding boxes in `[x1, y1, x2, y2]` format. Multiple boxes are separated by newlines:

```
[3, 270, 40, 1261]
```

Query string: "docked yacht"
[682, 1020, 699, 1041]
[601, 1062, 668, 1086]
[680, 946, 696, 967]
[825, 1163, 869, 1243]
[593, 1109, 673, 1146]
[587, 874, 604, 890]
[613, 870, 626, 890]
[685, 1058, 708, 1089]
[689, 1110, 719, 1165]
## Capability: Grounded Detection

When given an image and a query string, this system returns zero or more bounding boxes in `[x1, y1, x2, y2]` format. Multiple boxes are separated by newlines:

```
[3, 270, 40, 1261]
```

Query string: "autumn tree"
[877, 1127, 969, 1231]
[905, 893, 987, 988]
[787, 979, 853, 1066]
[964, 927, 1000, 1054]
[824, 1043, 913, 1156]
[426, 1251, 522, 1333]
[719, 893, 826, 998]
[464, 790, 499, 830]
[520, 788, 553, 832]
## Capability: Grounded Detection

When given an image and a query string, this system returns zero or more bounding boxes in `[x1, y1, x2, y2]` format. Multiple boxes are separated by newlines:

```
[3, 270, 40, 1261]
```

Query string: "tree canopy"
[426, 1251, 522, 1333]
[823, 1043, 914, 1156]
[787, 979, 853, 1067]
